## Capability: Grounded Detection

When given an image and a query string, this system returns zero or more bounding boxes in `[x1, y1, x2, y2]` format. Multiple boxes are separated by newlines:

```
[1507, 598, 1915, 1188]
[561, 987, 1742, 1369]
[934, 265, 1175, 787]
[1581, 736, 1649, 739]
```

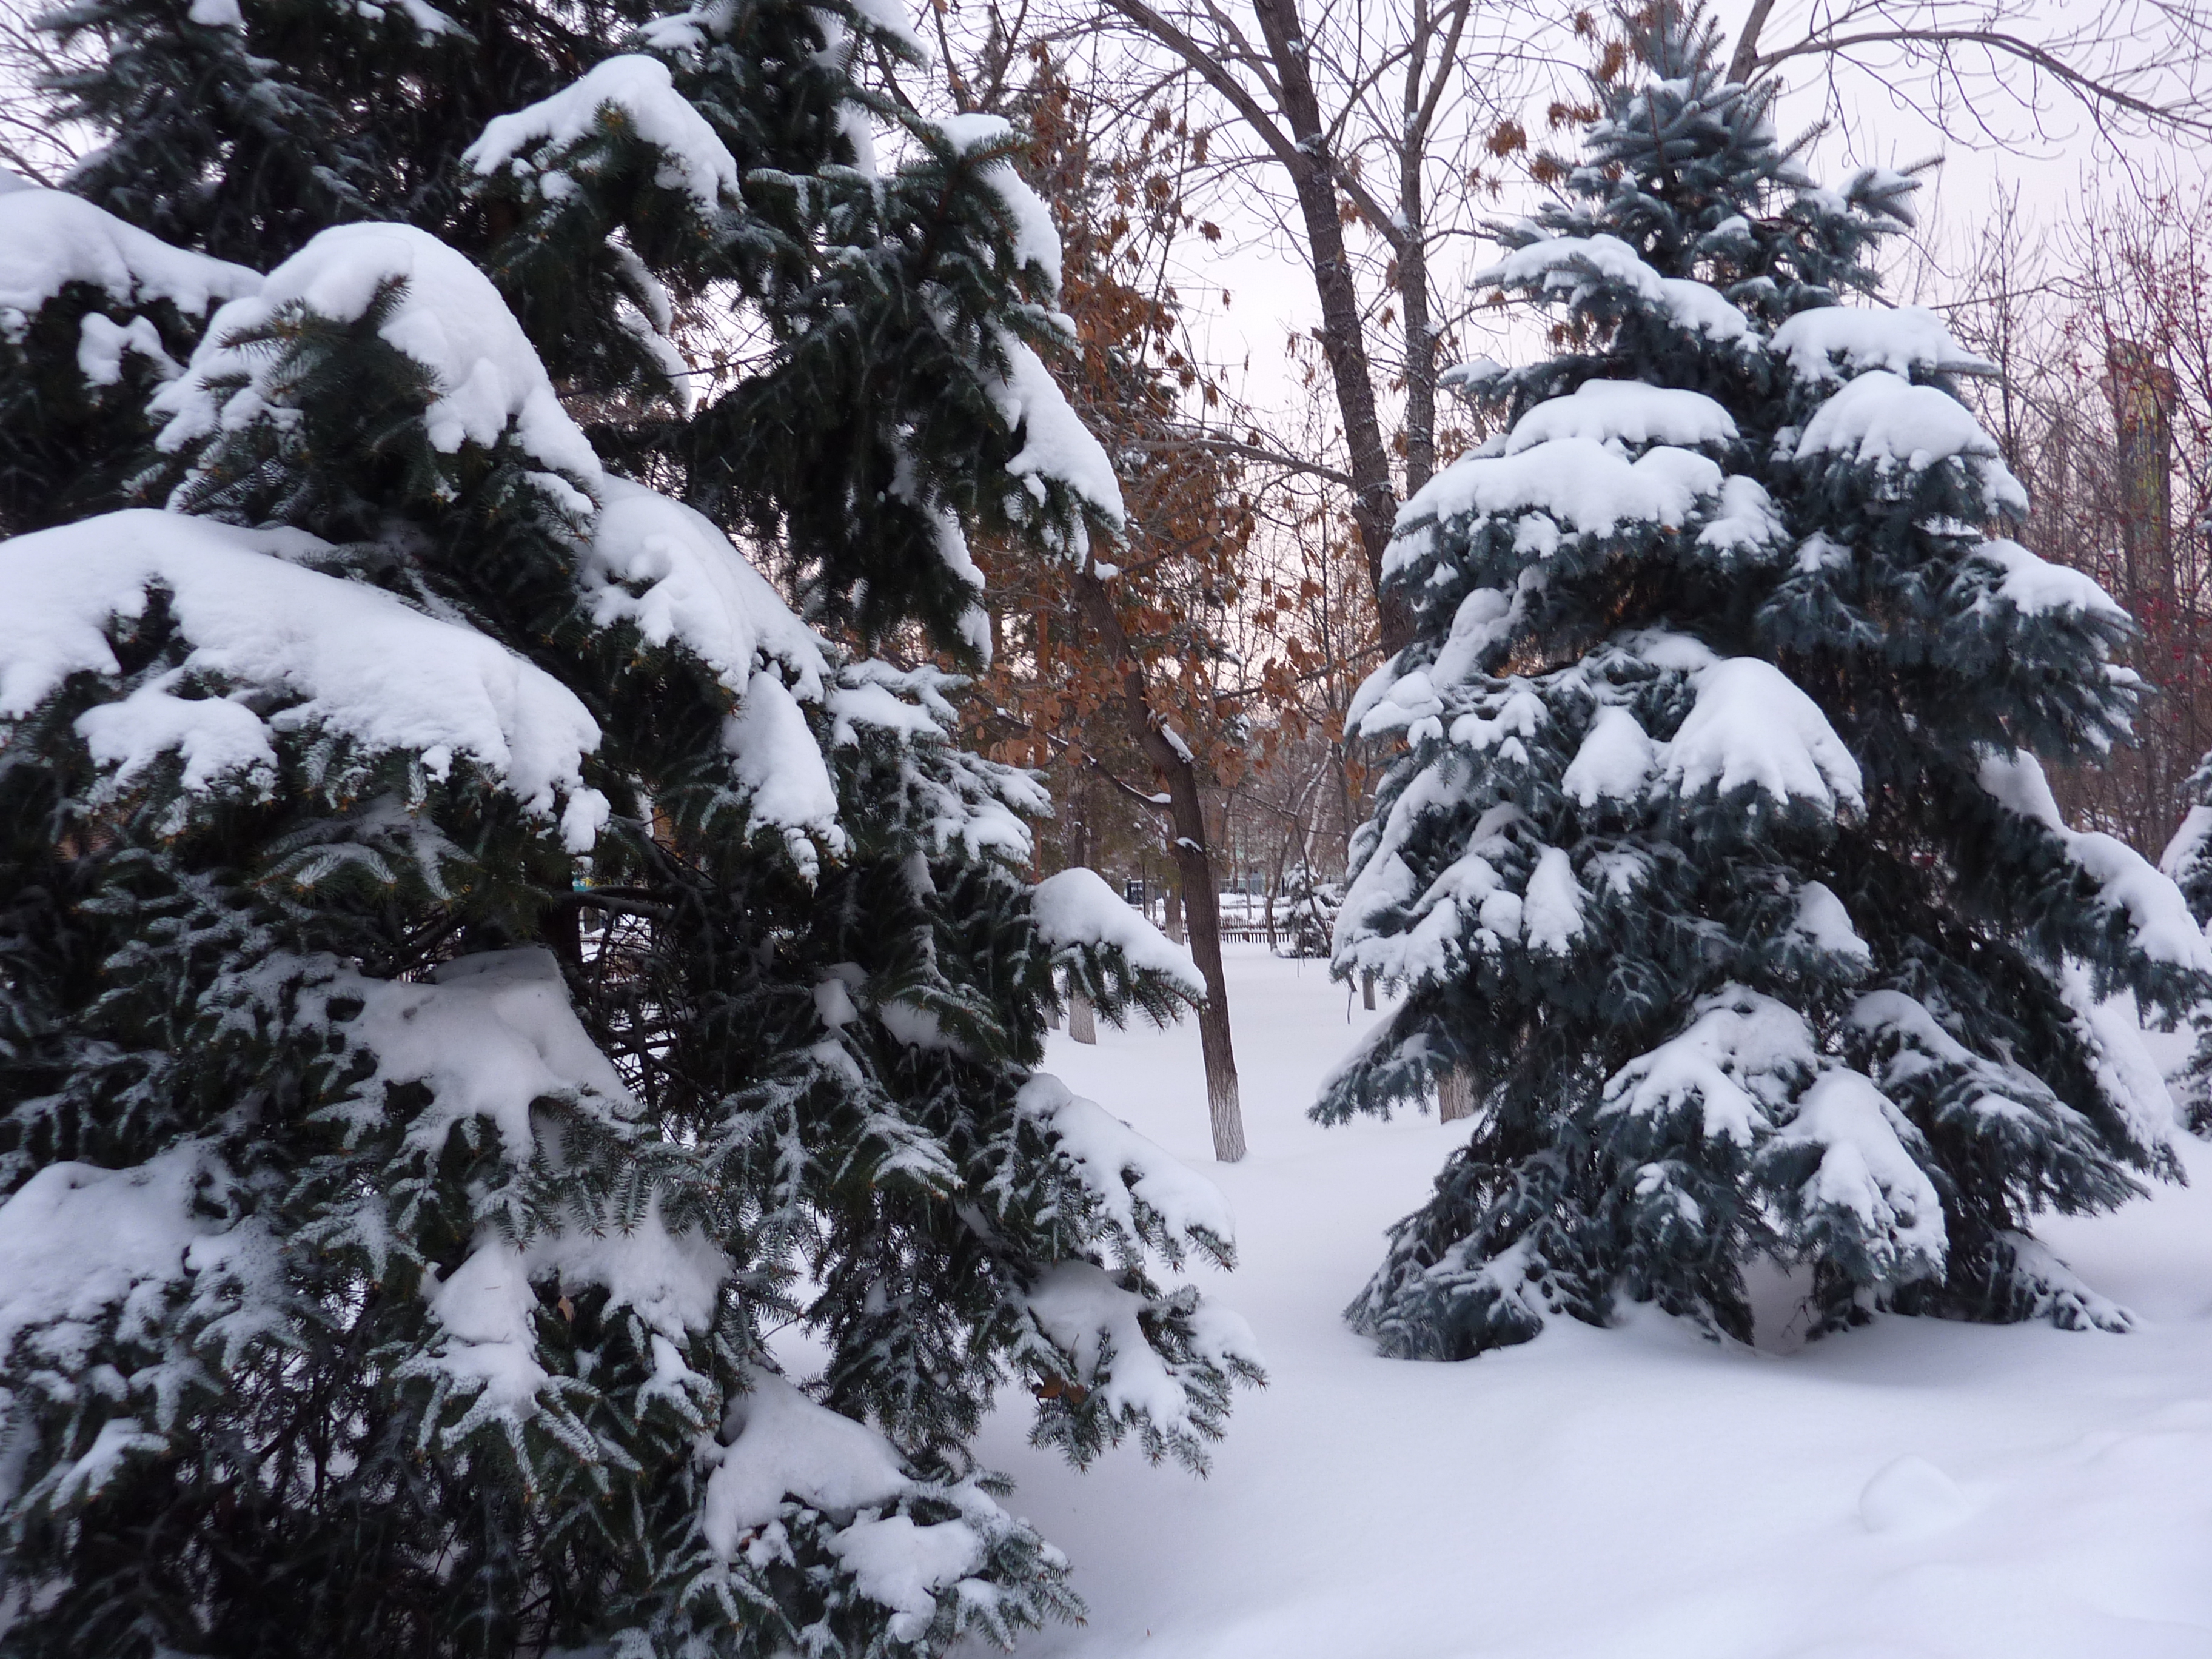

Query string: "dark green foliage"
[0, 4, 1250, 1655]
[1322, 3, 2205, 1361]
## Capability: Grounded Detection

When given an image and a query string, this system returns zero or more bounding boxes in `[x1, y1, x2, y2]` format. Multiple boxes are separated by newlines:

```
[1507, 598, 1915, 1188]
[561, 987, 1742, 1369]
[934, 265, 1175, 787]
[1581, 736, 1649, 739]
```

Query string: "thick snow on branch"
[1794, 370, 2028, 513]
[725, 673, 842, 873]
[1561, 704, 1658, 806]
[586, 477, 830, 700]
[155, 223, 603, 490]
[984, 329, 1125, 535]
[1769, 1068, 1946, 1282]
[464, 54, 740, 209]
[1603, 986, 1814, 1147]
[1022, 1261, 1261, 1448]
[940, 113, 1064, 292]
[1031, 866, 1203, 999]
[1771, 305, 1997, 384]
[0, 1145, 211, 1366]
[348, 948, 634, 1155]
[703, 1366, 912, 1545]
[0, 188, 258, 334]
[0, 511, 609, 846]
[1964, 540, 2128, 625]
[1504, 380, 1737, 454]
[1664, 657, 1863, 816]
[1387, 439, 1723, 578]
[1474, 233, 1752, 343]
[1018, 1075, 1236, 1255]
[1979, 749, 2210, 971]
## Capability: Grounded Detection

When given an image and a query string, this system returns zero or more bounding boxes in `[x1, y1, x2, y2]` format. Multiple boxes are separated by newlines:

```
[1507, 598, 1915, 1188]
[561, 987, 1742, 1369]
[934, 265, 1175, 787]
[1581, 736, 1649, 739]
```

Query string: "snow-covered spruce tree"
[1321, 4, 2208, 1361]
[0, 7, 1258, 1657]
[2158, 774, 2212, 1131]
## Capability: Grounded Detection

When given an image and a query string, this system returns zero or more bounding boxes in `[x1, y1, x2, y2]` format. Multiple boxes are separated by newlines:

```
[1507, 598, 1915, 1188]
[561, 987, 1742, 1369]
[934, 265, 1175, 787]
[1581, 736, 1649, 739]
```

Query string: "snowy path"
[974, 945, 2212, 1659]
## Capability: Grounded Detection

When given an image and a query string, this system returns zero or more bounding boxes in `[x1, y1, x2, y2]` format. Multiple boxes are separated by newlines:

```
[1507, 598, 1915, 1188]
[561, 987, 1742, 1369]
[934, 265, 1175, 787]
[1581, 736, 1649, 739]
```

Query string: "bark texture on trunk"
[1246, 0, 1412, 657]
[1068, 990, 1097, 1045]
[1361, 969, 1376, 1011]
[1164, 880, 1185, 944]
[1437, 1067, 1473, 1122]
[1073, 568, 1247, 1161]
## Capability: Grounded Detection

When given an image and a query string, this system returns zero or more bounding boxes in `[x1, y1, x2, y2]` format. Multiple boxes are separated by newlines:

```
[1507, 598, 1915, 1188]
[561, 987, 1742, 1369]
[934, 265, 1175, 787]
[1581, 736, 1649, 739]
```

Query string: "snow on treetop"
[1793, 370, 2028, 514]
[154, 223, 603, 490]
[1771, 305, 1996, 385]
[1386, 438, 1724, 579]
[1504, 380, 1738, 455]
[586, 477, 830, 701]
[0, 510, 610, 850]
[0, 187, 259, 334]
[1031, 866, 1204, 1000]
[1472, 233, 1752, 343]
[463, 54, 740, 210]
[940, 113, 1064, 293]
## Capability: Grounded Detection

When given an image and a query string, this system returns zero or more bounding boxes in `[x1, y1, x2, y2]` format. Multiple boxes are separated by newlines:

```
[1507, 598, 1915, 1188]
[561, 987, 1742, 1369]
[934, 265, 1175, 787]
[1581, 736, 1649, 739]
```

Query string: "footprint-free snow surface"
[977, 944, 2212, 1658]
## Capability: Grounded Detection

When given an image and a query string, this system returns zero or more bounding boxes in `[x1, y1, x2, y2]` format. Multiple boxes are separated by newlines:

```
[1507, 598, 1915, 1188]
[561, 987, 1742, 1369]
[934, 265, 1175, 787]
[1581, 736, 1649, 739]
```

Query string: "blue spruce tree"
[1322, 4, 2207, 1360]
[0, 2, 1257, 1654]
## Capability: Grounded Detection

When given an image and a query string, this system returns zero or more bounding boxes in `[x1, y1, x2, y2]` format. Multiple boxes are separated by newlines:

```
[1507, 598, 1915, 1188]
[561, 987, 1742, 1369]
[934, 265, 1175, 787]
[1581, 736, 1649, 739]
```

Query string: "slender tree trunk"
[1362, 969, 1376, 1010]
[1245, 0, 1412, 656]
[1074, 568, 1247, 1160]
[1438, 1067, 1473, 1122]
[1164, 879, 1185, 943]
[1068, 990, 1097, 1044]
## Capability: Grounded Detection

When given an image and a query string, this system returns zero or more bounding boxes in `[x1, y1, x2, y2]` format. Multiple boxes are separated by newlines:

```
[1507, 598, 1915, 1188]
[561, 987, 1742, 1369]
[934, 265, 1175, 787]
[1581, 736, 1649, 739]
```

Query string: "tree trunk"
[1068, 988, 1097, 1044]
[1164, 879, 1185, 944]
[1246, 0, 1412, 657]
[1438, 1066, 1473, 1122]
[1362, 969, 1376, 1010]
[1073, 567, 1247, 1161]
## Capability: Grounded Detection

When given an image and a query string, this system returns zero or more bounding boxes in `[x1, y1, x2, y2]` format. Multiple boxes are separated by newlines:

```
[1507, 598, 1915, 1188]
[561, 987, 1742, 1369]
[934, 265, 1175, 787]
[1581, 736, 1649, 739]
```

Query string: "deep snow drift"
[969, 945, 2212, 1658]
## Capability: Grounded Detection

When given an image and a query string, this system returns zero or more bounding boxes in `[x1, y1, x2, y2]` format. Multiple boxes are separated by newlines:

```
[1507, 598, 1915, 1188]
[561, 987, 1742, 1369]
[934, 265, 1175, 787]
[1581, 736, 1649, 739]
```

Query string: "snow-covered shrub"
[1321, 5, 2205, 1359]
[0, 5, 1256, 1654]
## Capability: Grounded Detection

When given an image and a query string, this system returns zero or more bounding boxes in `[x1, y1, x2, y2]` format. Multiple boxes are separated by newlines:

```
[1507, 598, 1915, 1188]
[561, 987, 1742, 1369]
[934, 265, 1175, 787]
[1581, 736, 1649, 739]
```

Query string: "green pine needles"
[1324, 4, 2210, 1360]
[0, 2, 1258, 1655]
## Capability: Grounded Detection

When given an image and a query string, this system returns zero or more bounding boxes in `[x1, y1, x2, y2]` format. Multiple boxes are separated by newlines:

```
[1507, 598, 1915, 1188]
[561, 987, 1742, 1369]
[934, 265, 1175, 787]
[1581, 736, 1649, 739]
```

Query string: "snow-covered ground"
[977, 944, 2212, 1659]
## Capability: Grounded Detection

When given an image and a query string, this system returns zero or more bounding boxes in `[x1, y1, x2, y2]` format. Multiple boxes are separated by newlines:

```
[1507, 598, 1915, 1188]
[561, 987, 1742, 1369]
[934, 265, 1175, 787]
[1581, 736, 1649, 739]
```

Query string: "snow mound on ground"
[153, 221, 602, 489]
[1031, 866, 1204, 999]
[0, 187, 259, 332]
[1858, 1453, 1971, 1535]
[0, 511, 608, 846]
[1772, 305, 1997, 384]
[1504, 379, 1737, 453]
[463, 54, 739, 209]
